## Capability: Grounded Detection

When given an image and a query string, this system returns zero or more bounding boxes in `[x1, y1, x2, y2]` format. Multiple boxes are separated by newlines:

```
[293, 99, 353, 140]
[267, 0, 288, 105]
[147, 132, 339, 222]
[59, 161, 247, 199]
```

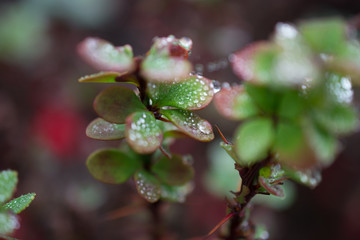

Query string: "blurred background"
[1, 0, 360, 239]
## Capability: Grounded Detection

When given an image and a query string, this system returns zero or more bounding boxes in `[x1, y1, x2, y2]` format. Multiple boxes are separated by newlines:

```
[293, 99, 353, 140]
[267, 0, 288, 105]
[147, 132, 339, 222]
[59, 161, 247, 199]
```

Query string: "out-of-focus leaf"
[254, 225, 269, 240]
[306, 121, 338, 166]
[278, 90, 305, 121]
[0, 171, 18, 204]
[220, 142, 242, 165]
[235, 118, 274, 166]
[78, 37, 135, 72]
[274, 122, 316, 169]
[86, 149, 141, 184]
[204, 141, 241, 198]
[0, 211, 18, 235]
[86, 118, 125, 140]
[2, 193, 36, 214]
[160, 109, 214, 142]
[94, 86, 146, 124]
[134, 170, 161, 203]
[147, 75, 214, 110]
[141, 56, 192, 83]
[151, 155, 194, 186]
[160, 183, 193, 203]
[284, 167, 322, 188]
[214, 85, 258, 120]
[245, 83, 280, 114]
[299, 18, 347, 55]
[325, 73, 353, 104]
[230, 42, 277, 84]
[78, 71, 139, 86]
[125, 111, 162, 154]
[312, 104, 358, 135]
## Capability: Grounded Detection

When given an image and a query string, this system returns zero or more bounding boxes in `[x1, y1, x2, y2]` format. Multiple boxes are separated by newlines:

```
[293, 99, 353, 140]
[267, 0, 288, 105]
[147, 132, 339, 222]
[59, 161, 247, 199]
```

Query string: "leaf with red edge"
[86, 118, 125, 140]
[147, 75, 214, 110]
[258, 176, 285, 198]
[86, 149, 141, 184]
[134, 170, 161, 203]
[94, 86, 146, 124]
[78, 37, 135, 72]
[230, 42, 278, 84]
[214, 84, 258, 120]
[78, 71, 139, 86]
[159, 109, 214, 142]
[151, 154, 194, 186]
[149, 35, 192, 58]
[125, 111, 163, 154]
[141, 56, 192, 83]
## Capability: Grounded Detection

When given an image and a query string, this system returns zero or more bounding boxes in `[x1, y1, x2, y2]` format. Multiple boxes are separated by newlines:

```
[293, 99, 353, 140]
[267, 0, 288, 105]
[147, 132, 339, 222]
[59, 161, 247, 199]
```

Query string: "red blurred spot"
[169, 44, 189, 58]
[32, 104, 84, 157]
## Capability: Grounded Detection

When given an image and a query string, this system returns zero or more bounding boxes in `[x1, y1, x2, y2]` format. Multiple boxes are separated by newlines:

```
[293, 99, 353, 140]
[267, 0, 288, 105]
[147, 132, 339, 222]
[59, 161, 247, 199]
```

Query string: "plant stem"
[222, 155, 272, 239]
[148, 200, 164, 240]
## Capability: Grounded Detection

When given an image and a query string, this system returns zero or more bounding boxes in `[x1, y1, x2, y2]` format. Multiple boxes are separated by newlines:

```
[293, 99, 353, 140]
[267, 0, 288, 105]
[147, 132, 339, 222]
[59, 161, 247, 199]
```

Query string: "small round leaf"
[125, 111, 163, 154]
[94, 86, 146, 124]
[134, 170, 161, 203]
[160, 109, 214, 142]
[86, 149, 141, 184]
[86, 118, 125, 140]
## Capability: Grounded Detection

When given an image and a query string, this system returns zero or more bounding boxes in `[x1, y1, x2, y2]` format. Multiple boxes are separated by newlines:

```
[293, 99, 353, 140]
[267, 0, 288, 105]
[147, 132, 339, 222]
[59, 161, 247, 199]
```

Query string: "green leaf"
[325, 73, 353, 104]
[235, 117, 274, 166]
[147, 75, 214, 110]
[3, 193, 36, 214]
[245, 83, 280, 114]
[141, 56, 192, 83]
[0, 171, 18, 204]
[78, 71, 139, 86]
[94, 86, 146, 124]
[214, 85, 258, 120]
[306, 121, 338, 166]
[219, 142, 242, 165]
[159, 109, 214, 142]
[134, 170, 161, 203]
[86, 149, 141, 184]
[258, 176, 284, 198]
[299, 18, 347, 55]
[0, 211, 18, 235]
[86, 118, 125, 140]
[125, 111, 163, 154]
[284, 167, 321, 188]
[278, 90, 305, 121]
[151, 155, 194, 186]
[160, 183, 193, 203]
[274, 121, 316, 169]
[313, 104, 358, 135]
[78, 37, 135, 72]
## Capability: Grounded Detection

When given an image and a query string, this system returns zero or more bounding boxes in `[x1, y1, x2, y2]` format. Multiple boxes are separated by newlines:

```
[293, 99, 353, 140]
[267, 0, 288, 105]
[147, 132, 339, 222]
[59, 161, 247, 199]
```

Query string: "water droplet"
[212, 80, 221, 93]
[179, 37, 193, 50]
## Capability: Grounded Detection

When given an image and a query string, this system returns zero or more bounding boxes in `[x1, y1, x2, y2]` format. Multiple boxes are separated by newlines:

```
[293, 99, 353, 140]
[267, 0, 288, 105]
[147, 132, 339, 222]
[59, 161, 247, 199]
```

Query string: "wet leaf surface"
[0, 171, 17, 204]
[3, 193, 36, 214]
[134, 170, 161, 203]
[86, 118, 125, 140]
[0, 211, 18, 235]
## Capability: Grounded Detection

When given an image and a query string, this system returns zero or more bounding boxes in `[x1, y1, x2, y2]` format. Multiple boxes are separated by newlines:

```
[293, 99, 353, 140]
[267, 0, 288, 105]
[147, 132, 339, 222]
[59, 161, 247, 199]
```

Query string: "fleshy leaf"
[78, 37, 135, 72]
[277, 90, 305, 121]
[214, 84, 258, 120]
[147, 75, 214, 110]
[299, 18, 347, 55]
[159, 109, 214, 142]
[245, 83, 280, 114]
[258, 176, 285, 198]
[284, 167, 321, 188]
[86, 149, 141, 184]
[274, 121, 316, 169]
[151, 155, 194, 186]
[78, 71, 139, 86]
[3, 193, 36, 214]
[0, 211, 18, 235]
[312, 104, 358, 135]
[141, 56, 192, 83]
[94, 86, 146, 124]
[86, 118, 125, 140]
[220, 142, 242, 165]
[235, 117, 274, 166]
[0, 171, 18, 204]
[160, 183, 193, 203]
[134, 170, 161, 203]
[125, 111, 163, 154]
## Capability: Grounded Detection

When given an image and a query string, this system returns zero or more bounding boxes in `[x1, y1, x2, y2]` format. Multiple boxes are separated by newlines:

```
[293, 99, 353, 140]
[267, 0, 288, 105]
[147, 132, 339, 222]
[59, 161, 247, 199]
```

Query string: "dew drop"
[179, 37, 193, 50]
[212, 80, 221, 93]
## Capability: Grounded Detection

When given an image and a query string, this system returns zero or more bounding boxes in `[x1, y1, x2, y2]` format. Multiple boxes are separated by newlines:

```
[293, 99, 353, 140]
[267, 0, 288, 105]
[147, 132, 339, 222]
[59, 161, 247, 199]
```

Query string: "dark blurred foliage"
[0, 0, 360, 239]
